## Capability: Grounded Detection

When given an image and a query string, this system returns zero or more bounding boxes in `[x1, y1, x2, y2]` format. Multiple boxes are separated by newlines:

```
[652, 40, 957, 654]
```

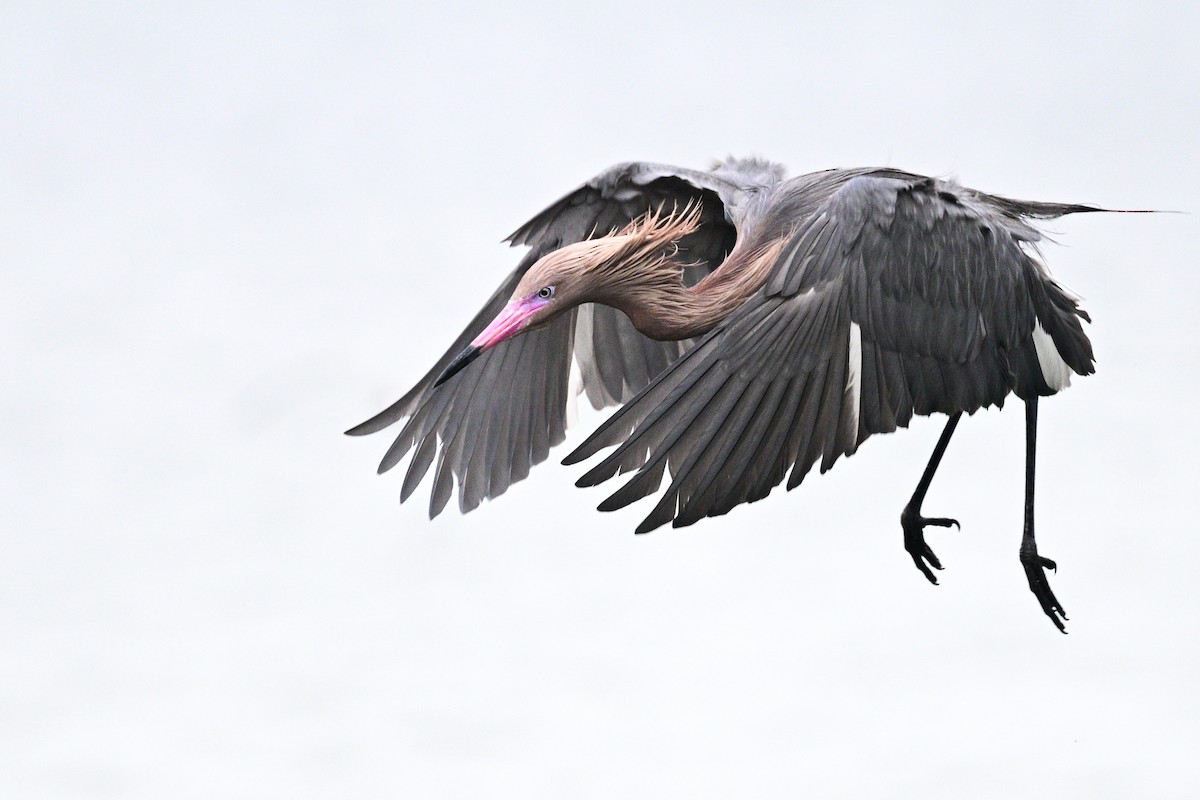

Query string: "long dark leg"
[901, 412, 963, 584]
[1020, 397, 1068, 633]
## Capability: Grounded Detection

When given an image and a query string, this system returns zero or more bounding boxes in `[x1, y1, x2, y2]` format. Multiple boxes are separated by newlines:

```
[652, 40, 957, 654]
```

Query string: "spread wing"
[347, 162, 740, 517]
[565, 172, 1098, 533]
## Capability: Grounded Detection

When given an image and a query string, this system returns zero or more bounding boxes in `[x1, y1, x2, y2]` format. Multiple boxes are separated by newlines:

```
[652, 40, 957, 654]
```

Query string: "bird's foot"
[1021, 543, 1068, 633]
[901, 507, 960, 585]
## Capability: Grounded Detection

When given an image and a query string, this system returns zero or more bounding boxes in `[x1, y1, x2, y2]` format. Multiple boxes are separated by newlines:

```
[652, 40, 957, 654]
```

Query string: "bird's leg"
[1020, 398, 1068, 633]
[900, 412, 963, 584]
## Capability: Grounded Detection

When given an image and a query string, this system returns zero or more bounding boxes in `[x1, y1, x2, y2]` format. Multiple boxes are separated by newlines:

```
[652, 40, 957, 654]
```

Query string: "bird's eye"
[537, 286, 555, 299]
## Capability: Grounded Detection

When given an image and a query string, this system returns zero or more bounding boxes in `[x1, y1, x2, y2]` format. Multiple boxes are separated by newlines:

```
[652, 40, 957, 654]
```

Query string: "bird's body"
[350, 157, 1123, 630]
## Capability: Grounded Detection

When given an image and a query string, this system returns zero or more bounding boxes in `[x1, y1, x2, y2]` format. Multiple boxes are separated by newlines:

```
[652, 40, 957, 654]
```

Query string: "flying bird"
[349, 157, 1131, 631]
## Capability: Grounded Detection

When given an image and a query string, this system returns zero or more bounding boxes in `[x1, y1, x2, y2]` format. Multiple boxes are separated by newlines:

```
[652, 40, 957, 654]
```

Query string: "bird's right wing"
[565, 172, 1100, 533]
[566, 278, 856, 534]
[347, 162, 739, 517]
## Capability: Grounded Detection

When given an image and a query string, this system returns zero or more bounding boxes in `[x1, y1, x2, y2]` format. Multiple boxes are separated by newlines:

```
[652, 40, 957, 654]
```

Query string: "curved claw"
[901, 511, 961, 585]
[1021, 551, 1068, 633]
[907, 543, 943, 585]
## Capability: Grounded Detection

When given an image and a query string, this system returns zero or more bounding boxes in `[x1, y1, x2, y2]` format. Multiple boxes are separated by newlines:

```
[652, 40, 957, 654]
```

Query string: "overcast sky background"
[3, 2, 1199, 797]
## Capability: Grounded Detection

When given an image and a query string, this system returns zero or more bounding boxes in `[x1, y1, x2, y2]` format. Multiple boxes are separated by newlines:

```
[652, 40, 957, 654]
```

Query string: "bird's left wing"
[347, 162, 739, 517]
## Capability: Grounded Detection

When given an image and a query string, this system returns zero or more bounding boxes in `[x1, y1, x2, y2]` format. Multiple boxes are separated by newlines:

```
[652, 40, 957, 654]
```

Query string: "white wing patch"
[847, 321, 863, 437]
[1032, 319, 1073, 392]
[565, 353, 584, 429]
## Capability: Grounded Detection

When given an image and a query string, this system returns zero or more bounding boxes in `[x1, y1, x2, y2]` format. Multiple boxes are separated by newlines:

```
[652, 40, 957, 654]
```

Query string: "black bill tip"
[433, 344, 482, 388]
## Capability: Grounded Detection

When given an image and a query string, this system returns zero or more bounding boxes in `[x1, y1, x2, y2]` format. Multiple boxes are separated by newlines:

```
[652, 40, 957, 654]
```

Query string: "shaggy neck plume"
[578, 208, 781, 341]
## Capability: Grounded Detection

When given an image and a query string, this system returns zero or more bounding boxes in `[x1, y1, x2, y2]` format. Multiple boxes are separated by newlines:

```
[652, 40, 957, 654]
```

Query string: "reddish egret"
[350, 158, 1128, 631]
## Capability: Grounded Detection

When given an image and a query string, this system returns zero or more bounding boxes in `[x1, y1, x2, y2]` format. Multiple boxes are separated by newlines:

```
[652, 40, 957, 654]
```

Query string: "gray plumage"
[349, 156, 1123, 629]
[350, 159, 1095, 523]
[566, 170, 1095, 532]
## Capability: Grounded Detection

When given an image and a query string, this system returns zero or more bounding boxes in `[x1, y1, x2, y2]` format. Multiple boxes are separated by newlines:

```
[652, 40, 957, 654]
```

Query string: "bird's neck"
[605, 282, 729, 340]
[599, 238, 784, 341]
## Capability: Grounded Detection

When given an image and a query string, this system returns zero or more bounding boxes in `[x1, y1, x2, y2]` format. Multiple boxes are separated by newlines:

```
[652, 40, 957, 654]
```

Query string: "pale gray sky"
[3, 1, 1199, 797]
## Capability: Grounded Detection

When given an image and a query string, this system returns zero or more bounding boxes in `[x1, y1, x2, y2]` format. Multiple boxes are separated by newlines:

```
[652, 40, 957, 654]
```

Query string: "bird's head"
[430, 245, 599, 387]
[433, 204, 703, 387]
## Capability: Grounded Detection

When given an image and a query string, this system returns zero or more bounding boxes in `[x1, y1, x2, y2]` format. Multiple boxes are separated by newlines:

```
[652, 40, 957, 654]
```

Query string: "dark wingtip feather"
[596, 495, 625, 513]
[561, 447, 590, 467]
[400, 436, 438, 502]
[576, 461, 618, 488]
[564, 418, 630, 465]
[634, 512, 671, 534]
[1081, 207, 1173, 214]
[376, 431, 416, 474]
[988, 196, 1169, 220]
[345, 385, 427, 437]
[670, 514, 703, 530]
[429, 481, 451, 519]
[345, 410, 399, 437]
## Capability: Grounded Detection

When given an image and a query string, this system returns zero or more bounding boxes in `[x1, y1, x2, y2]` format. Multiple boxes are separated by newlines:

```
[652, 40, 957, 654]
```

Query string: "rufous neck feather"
[582, 204, 778, 341]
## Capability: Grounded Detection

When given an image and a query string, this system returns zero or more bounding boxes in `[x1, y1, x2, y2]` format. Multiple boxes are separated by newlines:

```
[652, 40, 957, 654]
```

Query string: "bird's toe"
[901, 510, 960, 585]
[1021, 550, 1068, 633]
